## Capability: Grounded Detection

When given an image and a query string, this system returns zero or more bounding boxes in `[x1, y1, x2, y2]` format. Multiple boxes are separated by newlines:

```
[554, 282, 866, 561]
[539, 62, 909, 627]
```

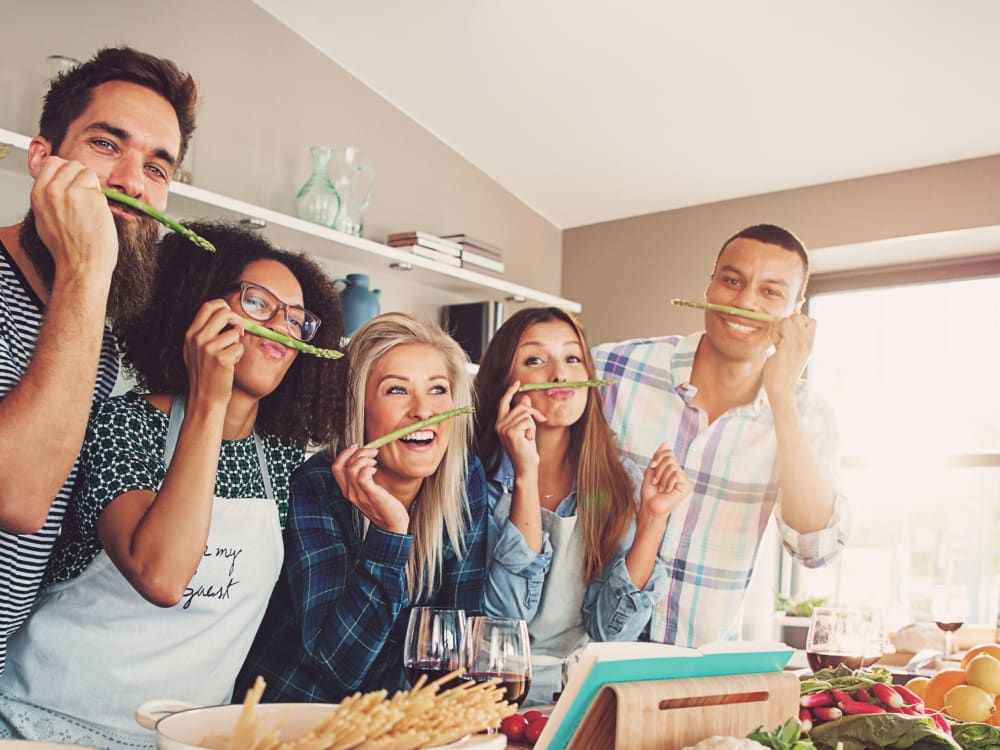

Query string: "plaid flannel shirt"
[593, 332, 850, 647]
[236, 451, 487, 703]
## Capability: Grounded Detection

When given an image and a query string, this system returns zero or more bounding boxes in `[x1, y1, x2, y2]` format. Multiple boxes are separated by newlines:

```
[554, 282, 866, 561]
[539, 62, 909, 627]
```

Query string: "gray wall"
[0, 0, 563, 310]
[563, 154, 1000, 346]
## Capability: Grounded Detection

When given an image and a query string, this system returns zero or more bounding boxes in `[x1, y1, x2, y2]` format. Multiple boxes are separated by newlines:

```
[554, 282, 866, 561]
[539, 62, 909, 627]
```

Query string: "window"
[792, 270, 1000, 631]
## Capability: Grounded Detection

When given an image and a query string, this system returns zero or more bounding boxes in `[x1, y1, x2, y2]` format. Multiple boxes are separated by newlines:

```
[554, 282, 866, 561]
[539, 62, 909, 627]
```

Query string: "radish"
[811, 706, 843, 722]
[800, 692, 835, 708]
[871, 682, 904, 709]
[839, 699, 886, 714]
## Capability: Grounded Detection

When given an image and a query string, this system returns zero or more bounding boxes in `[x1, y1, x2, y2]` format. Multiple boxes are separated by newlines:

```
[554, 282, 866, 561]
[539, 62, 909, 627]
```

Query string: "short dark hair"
[40, 46, 198, 164]
[713, 223, 810, 299]
[120, 222, 346, 448]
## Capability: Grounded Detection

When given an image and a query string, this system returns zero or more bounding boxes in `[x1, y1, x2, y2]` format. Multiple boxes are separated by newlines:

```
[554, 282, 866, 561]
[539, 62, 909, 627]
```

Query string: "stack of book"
[386, 231, 462, 267]
[443, 234, 506, 274]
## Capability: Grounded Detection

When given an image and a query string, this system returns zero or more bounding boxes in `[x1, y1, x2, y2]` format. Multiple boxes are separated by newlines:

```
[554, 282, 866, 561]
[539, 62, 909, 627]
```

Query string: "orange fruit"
[924, 668, 968, 711]
[905, 676, 931, 698]
[989, 695, 1000, 727]
[961, 644, 1000, 670]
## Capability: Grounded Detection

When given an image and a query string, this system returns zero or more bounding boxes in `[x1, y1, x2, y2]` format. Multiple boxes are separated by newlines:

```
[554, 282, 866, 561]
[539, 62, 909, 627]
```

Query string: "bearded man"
[0, 46, 197, 675]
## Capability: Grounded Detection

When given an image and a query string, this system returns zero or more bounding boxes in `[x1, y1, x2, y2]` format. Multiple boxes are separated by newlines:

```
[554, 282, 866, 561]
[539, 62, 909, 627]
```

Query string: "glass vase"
[296, 146, 341, 228]
[332, 146, 375, 237]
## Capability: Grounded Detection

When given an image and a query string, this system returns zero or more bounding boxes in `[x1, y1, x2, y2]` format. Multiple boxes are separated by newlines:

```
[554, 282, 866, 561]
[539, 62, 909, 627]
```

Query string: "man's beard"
[20, 206, 159, 331]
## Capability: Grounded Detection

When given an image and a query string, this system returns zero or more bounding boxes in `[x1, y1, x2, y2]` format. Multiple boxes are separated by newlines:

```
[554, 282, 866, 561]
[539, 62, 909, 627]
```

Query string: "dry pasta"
[221, 671, 517, 750]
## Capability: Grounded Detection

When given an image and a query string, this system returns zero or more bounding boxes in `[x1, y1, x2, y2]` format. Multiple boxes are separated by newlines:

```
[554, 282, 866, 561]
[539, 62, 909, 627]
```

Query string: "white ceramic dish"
[135, 700, 506, 750]
[0, 743, 98, 749]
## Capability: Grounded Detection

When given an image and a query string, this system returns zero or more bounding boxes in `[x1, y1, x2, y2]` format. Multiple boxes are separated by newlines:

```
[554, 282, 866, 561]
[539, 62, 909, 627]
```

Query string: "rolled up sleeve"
[775, 492, 852, 568]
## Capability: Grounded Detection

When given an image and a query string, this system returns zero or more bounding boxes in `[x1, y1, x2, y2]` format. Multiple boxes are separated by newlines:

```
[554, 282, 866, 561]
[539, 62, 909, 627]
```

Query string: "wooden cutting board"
[563, 671, 800, 750]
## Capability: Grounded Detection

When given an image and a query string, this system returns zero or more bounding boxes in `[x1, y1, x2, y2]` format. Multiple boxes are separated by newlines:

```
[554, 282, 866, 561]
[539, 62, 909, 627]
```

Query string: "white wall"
[0, 0, 564, 315]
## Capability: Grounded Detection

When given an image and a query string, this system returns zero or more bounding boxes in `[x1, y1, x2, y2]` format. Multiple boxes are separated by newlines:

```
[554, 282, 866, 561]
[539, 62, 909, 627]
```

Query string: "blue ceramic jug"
[335, 273, 381, 335]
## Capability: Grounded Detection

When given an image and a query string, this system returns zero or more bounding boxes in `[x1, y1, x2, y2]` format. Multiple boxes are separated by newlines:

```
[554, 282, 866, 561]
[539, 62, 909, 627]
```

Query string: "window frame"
[775, 252, 1000, 621]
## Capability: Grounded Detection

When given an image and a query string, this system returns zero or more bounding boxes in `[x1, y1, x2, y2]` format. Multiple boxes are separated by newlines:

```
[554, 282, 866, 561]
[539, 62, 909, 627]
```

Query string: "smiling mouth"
[721, 317, 761, 334]
[400, 430, 435, 446]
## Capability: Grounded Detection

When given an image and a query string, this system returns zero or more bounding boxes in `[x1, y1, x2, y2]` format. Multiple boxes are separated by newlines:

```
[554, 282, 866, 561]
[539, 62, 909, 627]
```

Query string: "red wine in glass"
[806, 651, 878, 672]
[935, 622, 963, 632]
[403, 660, 464, 690]
[462, 671, 532, 707]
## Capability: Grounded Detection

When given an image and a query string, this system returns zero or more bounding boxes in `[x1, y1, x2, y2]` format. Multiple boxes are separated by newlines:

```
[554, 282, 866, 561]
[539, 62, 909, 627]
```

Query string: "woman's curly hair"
[119, 221, 346, 448]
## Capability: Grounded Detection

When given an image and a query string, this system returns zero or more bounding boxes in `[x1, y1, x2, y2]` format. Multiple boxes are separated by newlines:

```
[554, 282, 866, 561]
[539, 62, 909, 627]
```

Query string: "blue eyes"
[385, 384, 449, 396]
[91, 138, 169, 181]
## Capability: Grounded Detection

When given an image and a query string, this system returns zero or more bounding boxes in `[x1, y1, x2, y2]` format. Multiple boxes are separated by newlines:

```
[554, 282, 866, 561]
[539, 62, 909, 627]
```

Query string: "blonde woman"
[237, 313, 486, 702]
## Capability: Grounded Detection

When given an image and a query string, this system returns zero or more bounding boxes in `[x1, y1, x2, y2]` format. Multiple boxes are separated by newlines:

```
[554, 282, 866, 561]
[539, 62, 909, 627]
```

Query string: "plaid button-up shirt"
[593, 332, 850, 647]
[236, 451, 487, 703]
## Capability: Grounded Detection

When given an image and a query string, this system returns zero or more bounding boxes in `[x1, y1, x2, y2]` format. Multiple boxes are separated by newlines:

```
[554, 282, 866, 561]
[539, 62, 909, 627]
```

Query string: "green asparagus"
[670, 298, 780, 323]
[101, 186, 216, 252]
[241, 319, 343, 360]
[517, 379, 616, 392]
[364, 406, 473, 449]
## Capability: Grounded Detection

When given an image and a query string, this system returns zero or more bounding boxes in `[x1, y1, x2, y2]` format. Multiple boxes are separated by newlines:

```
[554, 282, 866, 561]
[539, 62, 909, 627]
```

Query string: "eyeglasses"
[236, 281, 321, 342]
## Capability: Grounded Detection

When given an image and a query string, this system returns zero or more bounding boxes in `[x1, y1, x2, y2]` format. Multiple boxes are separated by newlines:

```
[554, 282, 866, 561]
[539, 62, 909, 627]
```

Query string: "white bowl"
[0, 743, 98, 749]
[135, 700, 506, 750]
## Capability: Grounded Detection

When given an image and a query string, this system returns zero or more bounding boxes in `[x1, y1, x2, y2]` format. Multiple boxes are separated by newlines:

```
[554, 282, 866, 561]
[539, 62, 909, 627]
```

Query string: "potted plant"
[774, 592, 828, 649]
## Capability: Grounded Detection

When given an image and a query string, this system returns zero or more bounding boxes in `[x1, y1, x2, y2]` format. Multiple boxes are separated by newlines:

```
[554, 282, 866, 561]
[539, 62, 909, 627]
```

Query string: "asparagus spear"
[364, 406, 473, 449]
[241, 319, 344, 360]
[517, 379, 616, 392]
[670, 298, 780, 323]
[101, 186, 216, 253]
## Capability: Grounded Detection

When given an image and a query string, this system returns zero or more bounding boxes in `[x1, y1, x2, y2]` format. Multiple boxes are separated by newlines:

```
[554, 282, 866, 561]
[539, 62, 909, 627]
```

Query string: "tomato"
[499, 714, 527, 742]
[523, 709, 544, 723]
[525, 717, 548, 744]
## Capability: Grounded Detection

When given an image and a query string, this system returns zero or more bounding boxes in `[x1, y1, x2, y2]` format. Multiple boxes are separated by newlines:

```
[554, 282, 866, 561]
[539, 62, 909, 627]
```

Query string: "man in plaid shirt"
[593, 224, 850, 648]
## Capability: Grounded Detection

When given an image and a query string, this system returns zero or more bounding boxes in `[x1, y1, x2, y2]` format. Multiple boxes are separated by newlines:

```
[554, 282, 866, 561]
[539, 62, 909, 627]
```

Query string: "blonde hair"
[332, 312, 474, 600]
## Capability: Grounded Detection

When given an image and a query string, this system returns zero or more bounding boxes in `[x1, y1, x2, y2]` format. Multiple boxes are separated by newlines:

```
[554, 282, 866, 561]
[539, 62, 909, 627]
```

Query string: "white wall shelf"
[0, 127, 581, 320]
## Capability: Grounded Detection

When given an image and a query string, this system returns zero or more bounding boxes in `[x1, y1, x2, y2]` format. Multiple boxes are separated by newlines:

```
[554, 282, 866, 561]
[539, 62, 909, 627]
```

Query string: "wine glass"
[403, 607, 466, 691]
[805, 607, 886, 673]
[932, 585, 967, 661]
[463, 616, 532, 707]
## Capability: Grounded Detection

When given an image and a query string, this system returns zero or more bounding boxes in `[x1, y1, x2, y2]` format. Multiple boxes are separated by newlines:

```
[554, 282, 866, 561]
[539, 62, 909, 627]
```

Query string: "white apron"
[0, 397, 284, 749]
[493, 493, 589, 706]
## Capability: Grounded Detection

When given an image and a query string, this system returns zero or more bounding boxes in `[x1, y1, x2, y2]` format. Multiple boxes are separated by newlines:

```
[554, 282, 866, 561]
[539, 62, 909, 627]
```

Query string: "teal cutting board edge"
[545, 647, 794, 750]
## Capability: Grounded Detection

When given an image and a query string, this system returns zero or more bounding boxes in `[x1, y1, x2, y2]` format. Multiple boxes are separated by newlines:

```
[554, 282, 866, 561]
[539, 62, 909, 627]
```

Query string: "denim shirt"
[484, 454, 668, 643]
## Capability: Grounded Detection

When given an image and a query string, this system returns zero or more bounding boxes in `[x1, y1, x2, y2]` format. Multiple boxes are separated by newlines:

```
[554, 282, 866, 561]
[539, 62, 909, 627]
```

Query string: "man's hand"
[29, 154, 118, 288]
[763, 313, 816, 402]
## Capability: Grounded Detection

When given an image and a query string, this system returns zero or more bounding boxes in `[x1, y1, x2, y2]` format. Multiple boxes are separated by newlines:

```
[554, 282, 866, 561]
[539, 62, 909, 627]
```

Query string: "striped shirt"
[0, 241, 119, 676]
[593, 332, 849, 648]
